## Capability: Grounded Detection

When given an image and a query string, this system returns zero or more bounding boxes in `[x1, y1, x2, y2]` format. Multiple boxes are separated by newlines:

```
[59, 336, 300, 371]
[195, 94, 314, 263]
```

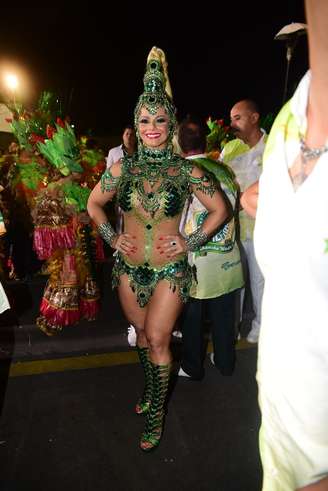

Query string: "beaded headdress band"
[134, 46, 177, 147]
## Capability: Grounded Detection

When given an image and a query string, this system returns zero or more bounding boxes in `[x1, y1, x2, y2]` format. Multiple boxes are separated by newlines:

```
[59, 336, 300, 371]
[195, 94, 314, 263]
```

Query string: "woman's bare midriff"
[122, 213, 185, 267]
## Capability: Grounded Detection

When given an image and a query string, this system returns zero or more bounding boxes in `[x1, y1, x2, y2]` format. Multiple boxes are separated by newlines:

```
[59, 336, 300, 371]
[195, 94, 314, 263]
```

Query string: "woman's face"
[138, 106, 170, 149]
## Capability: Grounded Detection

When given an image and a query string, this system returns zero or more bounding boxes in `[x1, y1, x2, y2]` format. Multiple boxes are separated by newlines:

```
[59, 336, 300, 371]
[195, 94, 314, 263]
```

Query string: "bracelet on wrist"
[185, 227, 208, 252]
[97, 222, 118, 247]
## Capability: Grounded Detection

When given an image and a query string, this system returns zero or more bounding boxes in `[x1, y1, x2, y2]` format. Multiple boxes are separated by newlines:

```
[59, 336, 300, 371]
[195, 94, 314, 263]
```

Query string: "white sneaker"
[127, 325, 137, 347]
[209, 353, 215, 365]
[246, 326, 260, 343]
[172, 330, 182, 339]
[178, 367, 191, 378]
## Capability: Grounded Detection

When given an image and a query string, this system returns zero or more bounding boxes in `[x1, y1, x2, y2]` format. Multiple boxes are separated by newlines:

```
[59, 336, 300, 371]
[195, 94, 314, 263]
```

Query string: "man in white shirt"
[220, 99, 266, 343]
[106, 124, 136, 169]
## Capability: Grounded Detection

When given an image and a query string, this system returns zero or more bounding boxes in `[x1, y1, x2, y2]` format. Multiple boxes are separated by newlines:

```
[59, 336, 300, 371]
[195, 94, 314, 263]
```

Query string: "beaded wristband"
[185, 228, 208, 252]
[98, 222, 118, 247]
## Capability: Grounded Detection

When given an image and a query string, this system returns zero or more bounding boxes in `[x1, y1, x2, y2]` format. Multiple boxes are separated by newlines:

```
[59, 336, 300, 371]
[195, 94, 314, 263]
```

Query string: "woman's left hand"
[158, 234, 187, 259]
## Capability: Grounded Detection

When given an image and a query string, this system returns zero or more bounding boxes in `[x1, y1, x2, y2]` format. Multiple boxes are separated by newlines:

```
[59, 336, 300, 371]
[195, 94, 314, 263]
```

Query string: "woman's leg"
[144, 280, 184, 364]
[118, 275, 152, 414]
[117, 274, 148, 346]
[140, 280, 184, 451]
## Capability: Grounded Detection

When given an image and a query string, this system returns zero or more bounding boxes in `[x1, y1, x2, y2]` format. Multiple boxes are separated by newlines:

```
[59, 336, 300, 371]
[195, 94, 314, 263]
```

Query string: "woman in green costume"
[87, 47, 228, 451]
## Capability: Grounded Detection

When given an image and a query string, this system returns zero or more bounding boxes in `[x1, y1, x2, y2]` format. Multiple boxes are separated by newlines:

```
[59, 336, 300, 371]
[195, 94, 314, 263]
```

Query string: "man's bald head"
[230, 99, 261, 146]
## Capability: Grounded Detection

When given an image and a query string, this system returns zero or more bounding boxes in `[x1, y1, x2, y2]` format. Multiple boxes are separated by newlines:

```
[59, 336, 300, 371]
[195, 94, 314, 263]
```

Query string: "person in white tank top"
[242, 2, 328, 489]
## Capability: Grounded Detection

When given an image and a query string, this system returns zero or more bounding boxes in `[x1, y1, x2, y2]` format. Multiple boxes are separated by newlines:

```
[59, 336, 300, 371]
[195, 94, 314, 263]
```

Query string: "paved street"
[0, 267, 262, 491]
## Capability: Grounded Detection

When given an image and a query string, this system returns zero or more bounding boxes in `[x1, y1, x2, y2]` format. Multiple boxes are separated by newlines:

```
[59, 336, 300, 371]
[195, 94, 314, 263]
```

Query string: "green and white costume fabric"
[254, 71, 328, 489]
[221, 132, 266, 336]
[184, 155, 244, 299]
[221, 131, 267, 241]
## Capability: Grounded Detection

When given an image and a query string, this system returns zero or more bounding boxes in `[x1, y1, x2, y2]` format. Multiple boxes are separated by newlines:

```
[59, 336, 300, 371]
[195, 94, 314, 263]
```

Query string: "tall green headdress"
[134, 46, 177, 149]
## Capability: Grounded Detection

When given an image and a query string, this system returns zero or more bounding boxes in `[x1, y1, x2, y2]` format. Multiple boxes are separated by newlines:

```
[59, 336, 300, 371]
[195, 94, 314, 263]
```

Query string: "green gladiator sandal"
[135, 347, 153, 415]
[140, 362, 171, 452]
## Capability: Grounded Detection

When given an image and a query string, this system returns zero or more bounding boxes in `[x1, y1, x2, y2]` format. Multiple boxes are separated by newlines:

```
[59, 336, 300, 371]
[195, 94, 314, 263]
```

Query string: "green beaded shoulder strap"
[101, 167, 120, 193]
[187, 165, 217, 197]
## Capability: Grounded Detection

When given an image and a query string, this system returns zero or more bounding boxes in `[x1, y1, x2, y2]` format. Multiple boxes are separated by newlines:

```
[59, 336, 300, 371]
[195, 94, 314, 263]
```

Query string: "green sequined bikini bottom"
[112, 254, 192, 308]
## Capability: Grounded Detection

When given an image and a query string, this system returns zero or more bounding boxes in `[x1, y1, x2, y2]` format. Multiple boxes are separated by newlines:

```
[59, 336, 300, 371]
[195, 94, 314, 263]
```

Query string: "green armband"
[189, 174, 216, 197]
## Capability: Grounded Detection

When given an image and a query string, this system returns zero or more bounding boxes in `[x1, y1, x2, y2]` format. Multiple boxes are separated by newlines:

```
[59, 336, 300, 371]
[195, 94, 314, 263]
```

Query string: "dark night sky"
[0, 4, 308, 139]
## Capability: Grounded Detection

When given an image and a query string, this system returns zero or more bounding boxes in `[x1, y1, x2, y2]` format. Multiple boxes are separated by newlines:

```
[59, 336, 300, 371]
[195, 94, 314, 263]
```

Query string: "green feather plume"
[37, 123, 83, 176]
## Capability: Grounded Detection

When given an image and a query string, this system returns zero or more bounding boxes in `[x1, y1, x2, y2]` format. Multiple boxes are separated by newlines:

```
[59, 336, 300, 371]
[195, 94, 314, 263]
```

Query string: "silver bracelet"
[98, 222, 118, 247]
[185, 228, 208, 252]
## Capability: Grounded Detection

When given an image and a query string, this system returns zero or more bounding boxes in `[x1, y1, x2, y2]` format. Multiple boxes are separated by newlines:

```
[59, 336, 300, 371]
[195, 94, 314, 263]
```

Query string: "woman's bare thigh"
[145, 280, 184, 342]
[117, 275, 147, 330]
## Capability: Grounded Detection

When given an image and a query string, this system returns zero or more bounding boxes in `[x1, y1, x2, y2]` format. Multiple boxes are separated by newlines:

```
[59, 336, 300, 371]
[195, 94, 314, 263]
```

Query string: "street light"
[274, 22, 307, 104]
[4, 73, 19, 105]
[4, 73, 18, 91]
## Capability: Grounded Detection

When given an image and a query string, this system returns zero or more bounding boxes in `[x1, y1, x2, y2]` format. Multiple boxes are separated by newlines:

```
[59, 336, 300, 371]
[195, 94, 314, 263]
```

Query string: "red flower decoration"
[56, 117, 65, 128]
[46, 124, 56, 139]
[30, 133, 45, 144]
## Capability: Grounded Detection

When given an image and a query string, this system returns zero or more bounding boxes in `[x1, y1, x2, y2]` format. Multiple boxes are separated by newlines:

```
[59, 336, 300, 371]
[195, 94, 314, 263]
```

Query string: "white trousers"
[240, 238, 264, 331]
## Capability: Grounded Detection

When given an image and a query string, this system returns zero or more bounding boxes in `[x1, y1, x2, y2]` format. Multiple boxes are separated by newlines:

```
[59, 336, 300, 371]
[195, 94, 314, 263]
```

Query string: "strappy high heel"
[140, 362, 171, 452]
[135, 346, 153, 415]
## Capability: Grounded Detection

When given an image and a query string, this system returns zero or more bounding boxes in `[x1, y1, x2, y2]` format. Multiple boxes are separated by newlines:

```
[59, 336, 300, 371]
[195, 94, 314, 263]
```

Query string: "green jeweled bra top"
[101, 148, 215, 222]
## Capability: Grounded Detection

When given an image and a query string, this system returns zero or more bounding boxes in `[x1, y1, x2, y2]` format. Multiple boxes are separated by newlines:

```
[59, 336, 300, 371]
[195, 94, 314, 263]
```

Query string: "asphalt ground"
[0, 346, 261, 491]
[0, 262, 263, 490]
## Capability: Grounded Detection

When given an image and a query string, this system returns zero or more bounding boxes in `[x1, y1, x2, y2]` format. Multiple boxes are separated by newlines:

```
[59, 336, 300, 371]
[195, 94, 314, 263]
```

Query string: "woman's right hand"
[158, 234, 187, 259]
[112, 233, 137, 255]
